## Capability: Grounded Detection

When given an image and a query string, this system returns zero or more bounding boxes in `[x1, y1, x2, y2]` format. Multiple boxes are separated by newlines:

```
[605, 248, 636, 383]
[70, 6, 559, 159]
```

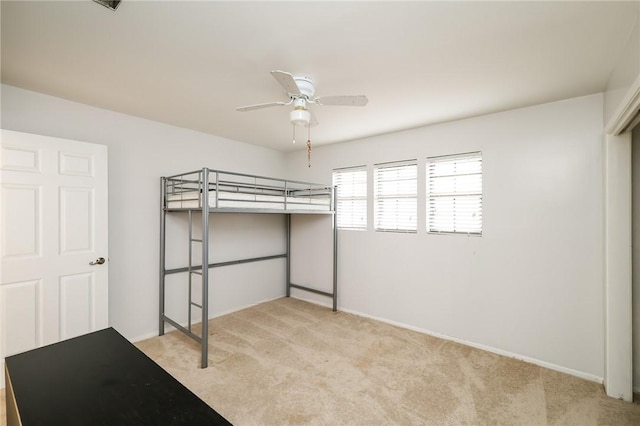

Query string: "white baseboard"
[289, 294, 333, 310]
[335, 305, 604, 385]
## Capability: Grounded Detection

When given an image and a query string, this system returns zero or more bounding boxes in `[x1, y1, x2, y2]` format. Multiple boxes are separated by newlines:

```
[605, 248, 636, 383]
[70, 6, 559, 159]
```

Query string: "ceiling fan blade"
[271, 70, 301, 95]
[315, 95, 368, 107]
[236, 101, 287, 112]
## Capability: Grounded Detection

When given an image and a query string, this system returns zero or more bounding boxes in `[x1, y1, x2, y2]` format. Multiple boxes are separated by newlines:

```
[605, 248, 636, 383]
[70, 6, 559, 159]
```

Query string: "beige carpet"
[136, 298, 640, 425]
[3, 297, 640, 425]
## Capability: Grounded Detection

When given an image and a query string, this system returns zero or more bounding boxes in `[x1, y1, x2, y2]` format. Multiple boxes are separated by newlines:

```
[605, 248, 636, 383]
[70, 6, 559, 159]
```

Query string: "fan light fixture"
[290, 98, 310, 126]
[290, 109, 310, 126]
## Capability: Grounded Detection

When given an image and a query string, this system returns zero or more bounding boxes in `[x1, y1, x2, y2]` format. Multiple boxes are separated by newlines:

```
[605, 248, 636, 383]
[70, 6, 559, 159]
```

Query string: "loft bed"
[159, 168, 337, 368]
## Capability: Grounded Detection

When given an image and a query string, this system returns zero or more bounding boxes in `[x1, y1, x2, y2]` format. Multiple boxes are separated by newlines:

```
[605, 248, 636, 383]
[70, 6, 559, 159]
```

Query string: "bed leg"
[286, 214, 291, 298]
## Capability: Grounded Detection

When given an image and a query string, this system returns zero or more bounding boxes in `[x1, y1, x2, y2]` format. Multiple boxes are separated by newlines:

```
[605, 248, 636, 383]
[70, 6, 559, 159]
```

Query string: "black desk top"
[5, 327, 231, 426]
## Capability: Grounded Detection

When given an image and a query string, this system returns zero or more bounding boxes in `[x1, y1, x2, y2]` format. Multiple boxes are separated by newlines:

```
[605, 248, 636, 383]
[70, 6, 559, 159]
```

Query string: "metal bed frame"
[159, 168, 337, 368]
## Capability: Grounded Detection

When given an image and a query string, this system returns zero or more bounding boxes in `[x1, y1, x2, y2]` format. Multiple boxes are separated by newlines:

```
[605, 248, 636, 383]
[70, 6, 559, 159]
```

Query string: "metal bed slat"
[164, 254, 288, 275]
[289, 283, 334, 298]
[162, 315, 203, 344]
[164, 207, 335, 215]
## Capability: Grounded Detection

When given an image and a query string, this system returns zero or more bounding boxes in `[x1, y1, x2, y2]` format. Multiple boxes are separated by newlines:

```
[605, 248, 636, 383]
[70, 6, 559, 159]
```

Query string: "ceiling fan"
[236, 70, 368, 129]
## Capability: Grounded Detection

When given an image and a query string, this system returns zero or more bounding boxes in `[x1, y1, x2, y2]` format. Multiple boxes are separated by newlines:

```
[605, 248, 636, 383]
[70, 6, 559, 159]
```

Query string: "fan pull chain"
[307, 125, 312, 167]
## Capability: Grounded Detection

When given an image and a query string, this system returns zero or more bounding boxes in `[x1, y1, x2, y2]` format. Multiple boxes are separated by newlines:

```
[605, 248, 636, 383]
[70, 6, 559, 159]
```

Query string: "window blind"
[333, 167, 367, 230]
[374, 161, 417, 232]
[427, 152, 482, 234]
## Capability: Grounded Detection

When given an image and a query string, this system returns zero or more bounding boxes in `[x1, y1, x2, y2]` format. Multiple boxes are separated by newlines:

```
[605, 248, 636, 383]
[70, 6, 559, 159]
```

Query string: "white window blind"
[427, 152, 482, 235]
[333, 167, 367, 230]
[374, 161, 417, 232]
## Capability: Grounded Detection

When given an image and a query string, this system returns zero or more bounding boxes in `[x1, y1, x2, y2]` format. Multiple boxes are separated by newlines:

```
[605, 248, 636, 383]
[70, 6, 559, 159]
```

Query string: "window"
[374, 161, 417, 232]
[333, 167, 367, 230]
[427, 152, 482, 235]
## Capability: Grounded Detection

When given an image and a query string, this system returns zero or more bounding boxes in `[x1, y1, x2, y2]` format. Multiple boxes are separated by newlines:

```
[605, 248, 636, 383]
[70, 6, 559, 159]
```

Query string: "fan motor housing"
[293, 76, 315, 98]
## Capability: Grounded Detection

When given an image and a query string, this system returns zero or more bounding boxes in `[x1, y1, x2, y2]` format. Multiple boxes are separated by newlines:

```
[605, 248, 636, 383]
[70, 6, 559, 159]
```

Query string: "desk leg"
[4, 366, 21, 426]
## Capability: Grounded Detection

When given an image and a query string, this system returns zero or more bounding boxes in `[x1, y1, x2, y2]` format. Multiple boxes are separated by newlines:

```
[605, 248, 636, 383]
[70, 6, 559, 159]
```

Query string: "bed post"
[159, 177, 166, 335]
[332, 185, 338, 312]
[201, 168, 210, 368]
[286, 214, 291, 297]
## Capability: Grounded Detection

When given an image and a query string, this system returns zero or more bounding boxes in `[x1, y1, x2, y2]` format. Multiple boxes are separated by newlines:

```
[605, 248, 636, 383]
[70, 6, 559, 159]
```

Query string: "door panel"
[0, 279, 40, 356]
[59, 187, 93, 253]
[0, 129, 108, 388]
[59, 272, 94, 339]
[59, 151, 93, 176]
[1, 145, 39, 172]
[2, 185, 40, 258]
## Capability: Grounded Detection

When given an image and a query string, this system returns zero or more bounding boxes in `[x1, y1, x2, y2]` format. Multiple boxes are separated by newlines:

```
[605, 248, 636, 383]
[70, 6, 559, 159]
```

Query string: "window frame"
[426, 151, 482, 235]
[332, 166, 368, 231]
[374, 160, 418, 233]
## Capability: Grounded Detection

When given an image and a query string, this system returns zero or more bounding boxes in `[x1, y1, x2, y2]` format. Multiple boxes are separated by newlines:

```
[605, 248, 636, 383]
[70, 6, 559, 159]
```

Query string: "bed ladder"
[159, 172, 210, 368]
[187, 209, 208, 357]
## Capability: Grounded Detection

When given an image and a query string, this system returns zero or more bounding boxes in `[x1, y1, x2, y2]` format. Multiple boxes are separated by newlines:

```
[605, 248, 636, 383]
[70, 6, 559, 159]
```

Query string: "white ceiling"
[1, 1, 638, 152]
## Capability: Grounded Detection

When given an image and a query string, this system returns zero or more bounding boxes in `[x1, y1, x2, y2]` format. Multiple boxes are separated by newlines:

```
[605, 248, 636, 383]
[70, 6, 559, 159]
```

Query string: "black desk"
[4, 327, 231, 425]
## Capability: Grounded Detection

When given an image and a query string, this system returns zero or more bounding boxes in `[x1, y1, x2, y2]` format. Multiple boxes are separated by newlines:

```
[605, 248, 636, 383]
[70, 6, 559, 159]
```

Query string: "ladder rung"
[190, 301, 202, 309]
[191, 239, 203, 243]
[190, 270, 202, 276]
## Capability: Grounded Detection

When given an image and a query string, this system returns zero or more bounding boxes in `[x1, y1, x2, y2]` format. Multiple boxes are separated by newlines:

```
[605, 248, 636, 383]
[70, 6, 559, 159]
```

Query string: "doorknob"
[89, 257, 106, 265]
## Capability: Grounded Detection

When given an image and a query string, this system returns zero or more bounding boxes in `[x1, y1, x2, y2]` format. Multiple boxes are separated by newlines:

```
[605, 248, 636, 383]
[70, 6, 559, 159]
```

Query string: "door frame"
[604, 73, 640, 401]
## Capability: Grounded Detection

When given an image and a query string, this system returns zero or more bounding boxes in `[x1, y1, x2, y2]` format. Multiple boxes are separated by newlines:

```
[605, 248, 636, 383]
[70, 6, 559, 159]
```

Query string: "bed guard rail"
[162, 168, 335, 212]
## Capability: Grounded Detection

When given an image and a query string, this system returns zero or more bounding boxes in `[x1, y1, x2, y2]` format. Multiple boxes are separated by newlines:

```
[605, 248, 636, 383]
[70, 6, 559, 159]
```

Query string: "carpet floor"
[3, 297, 640, 425]
[137, 297, 640, 425]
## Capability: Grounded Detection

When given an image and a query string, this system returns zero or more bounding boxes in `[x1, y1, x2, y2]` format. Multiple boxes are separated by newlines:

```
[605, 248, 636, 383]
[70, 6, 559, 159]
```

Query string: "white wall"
[286, 94, 605, 380]
[1, 84, 288, 341]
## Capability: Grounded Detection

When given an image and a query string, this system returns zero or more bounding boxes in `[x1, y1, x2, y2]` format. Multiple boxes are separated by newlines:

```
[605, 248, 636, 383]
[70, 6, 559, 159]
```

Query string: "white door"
[0, 129, 108, 387]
